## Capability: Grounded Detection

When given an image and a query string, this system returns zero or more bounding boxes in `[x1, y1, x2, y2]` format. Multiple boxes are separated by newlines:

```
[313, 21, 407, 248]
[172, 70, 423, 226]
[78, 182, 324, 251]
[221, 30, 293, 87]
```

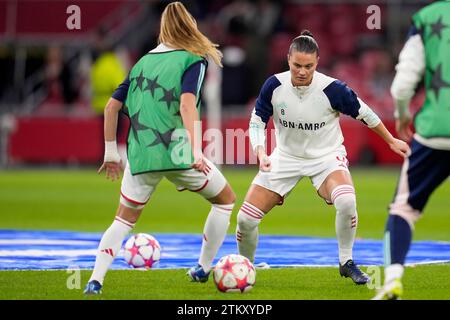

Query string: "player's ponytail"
[289, 29, 320, 56]
[159, 2, 223, 67]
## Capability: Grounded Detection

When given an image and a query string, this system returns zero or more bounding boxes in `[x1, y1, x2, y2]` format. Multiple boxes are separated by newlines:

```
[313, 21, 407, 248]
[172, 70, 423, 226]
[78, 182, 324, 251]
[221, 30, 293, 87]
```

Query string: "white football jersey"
[252, 70, 379, 159]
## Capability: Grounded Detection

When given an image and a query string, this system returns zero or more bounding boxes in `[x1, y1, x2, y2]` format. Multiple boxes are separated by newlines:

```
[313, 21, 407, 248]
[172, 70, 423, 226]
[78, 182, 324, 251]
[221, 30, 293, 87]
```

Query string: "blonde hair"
[159, 2, 223, 67]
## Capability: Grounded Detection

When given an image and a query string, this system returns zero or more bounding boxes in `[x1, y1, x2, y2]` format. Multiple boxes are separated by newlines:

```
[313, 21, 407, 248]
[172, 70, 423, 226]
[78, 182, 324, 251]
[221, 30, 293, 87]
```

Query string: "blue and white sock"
[384, 214, 412, 266]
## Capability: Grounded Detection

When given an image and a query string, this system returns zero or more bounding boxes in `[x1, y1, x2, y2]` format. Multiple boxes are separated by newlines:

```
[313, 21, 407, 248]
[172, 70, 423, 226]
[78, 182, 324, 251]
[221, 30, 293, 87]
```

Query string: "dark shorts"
[391, 138, 450, 213]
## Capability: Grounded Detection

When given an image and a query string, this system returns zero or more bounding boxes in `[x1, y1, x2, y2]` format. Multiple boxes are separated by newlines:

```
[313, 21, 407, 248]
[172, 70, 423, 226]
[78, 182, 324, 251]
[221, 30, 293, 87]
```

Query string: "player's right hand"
[395, 117, 413, 142]
[191, 151, 207, 172]
[389, 138, 411, 158]
[258, 153, 272, 172]
[98, 161, 124, 182]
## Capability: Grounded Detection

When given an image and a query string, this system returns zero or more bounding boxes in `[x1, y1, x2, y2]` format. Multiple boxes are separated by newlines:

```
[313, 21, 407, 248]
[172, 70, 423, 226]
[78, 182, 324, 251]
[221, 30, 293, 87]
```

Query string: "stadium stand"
[0, 0, 427, 166]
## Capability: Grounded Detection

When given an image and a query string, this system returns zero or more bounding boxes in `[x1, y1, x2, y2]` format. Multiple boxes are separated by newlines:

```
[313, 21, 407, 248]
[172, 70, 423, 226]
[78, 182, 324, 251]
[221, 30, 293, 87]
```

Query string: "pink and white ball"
[124, 233, 161, 269]
[213, 254, 256, 293]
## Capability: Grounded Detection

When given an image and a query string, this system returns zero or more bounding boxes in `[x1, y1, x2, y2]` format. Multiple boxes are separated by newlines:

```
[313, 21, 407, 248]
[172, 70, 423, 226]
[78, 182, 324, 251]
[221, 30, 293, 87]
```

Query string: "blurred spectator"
[246, 0, 282, 97]
[216, 0, 282, 104]
[221, 46, 250, 105]
[368, 50, 394, 98]
[216, 0, 255, 105]
[43, 45, 79, 110]
[359, 49, 395, 117]
[90, 27, 127, 117]
[216, 0, 255, 42]
[90, 27, 128, 161]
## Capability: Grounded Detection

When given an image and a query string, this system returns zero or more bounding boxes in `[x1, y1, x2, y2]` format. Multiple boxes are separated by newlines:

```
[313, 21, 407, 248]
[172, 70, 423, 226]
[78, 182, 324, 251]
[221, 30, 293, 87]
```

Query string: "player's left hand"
[389, 138, 411, 158]
[98, 161, 124, 181]
[256, 146, 272, 172]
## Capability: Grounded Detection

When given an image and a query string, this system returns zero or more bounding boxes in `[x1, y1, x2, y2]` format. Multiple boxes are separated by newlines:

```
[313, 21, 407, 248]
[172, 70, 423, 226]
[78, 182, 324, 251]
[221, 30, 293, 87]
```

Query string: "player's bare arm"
[390, 27, 425, 143]
[392, 98, 414, 142]
[370, 122, 411, 158]
[98, 97, 124, 181]
[249, 108, 271, 172]
[180, 92, 206, 172]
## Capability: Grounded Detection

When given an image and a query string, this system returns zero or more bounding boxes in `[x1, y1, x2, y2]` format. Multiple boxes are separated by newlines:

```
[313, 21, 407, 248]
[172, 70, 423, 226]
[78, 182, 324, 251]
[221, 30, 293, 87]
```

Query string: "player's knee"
[120, 195, 145, 210]
[225, 187, 237, 204]
[333, 192, 356, 216]
[212, 202, 234, 217]
[237, 209, 261, 231]
[210, 184, 236, 205]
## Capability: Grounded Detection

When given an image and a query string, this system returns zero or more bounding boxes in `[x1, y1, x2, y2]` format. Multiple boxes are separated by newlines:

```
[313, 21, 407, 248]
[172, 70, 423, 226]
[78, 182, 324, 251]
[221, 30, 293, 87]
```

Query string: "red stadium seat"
[284, 4, 328, 34]
[8, 0, 141, 37]
[327, 3, 357, 18]
[0, 2, 6, 34]
[269, 33, 294, 74]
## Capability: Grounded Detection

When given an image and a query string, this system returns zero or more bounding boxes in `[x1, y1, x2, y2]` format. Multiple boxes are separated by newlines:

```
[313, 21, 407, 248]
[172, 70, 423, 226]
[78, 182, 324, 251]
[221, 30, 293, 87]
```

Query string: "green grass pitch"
[0, 167, 449, 300]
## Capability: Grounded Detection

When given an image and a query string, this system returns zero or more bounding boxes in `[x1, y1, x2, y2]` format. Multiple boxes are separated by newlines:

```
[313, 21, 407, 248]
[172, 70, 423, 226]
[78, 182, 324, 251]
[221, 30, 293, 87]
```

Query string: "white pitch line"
[0, 249, 100, 257]
[0, 239, 96, 245]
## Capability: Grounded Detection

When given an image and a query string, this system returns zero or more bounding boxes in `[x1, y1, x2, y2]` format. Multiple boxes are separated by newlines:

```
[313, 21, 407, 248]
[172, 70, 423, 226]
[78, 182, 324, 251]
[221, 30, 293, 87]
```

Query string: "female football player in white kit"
[236, 30, 410, 285]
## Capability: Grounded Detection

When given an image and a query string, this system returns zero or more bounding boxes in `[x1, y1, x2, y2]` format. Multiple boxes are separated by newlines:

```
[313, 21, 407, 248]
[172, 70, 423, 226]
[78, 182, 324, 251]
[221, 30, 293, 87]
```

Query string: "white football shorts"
[252, 146, 350, 198]
[120, 157, 227, 206]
